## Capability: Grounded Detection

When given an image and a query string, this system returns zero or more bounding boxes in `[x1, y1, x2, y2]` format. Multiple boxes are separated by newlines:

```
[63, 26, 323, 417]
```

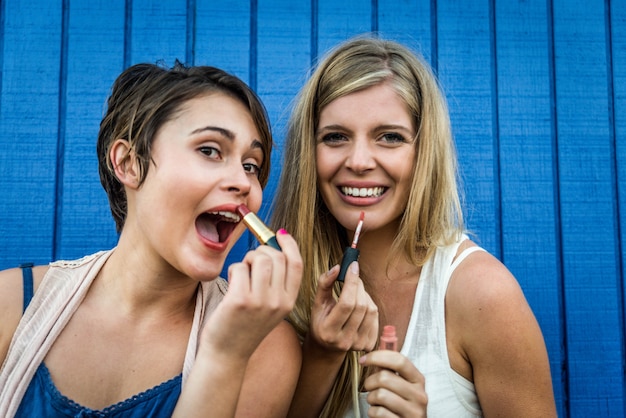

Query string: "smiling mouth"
[196, 210, 241, 243]
[340, 186, 387, 198]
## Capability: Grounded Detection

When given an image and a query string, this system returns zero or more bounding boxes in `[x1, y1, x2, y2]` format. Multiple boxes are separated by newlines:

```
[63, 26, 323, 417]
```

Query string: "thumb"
[342, 260, 360, 284]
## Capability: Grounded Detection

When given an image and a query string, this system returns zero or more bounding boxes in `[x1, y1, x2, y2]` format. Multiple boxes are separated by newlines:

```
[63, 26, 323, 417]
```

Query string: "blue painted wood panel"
[130, 0, 188, 66]
[317, 0, 373, 57]
[57, 1, 126, 261]
[0, 0, 62, 266]
[377, 0, 433, 64]
[553, 0, 624, 416]
[437, 0, 500, 256]
[195, 0, 252, 80]
[494, 0, 565, 413]
[0, 1, 624, 416]
[257, 0, 312, 199]
[613, 7, 626, 413]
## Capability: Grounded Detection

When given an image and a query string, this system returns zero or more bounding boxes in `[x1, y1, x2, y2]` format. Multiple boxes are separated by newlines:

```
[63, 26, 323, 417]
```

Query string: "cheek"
[315, 162, 334, 199]
[391, 148, 417, 181]
[315, 149, 337, 182]
[248, 183, 264, 212]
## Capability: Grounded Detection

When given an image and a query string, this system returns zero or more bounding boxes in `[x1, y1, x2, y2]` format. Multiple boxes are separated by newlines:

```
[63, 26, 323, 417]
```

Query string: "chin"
[186, 255, 225, 282]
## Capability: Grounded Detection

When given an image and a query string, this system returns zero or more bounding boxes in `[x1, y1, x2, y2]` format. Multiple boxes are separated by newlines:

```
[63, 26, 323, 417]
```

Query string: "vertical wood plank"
[317, 0, 372, 57]
[56, 1, 125, 260]
[130, 0, 188, 66]
[494, 0, 564, 414]
[436, 0, 499, 256]
[195, 0, 251, 82]
[257, 0, 312, 204]
[553, 0, 624, 415]
[377, 0, 433, 64]
[612, 2, 626, 408]
[0, 0, 62, 269]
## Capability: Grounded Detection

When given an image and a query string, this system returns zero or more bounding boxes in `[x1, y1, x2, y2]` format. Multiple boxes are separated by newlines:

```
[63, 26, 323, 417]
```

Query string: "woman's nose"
[345, 141, 376, 174]
[223, 162, 252, 195]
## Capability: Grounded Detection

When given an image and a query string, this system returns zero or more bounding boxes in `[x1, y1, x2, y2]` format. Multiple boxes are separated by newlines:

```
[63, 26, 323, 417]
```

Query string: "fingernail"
[277, 228, 288, 235]
[328, 265, 339, 275]
[350, 261, 359, 275]
[359, 355, 367, 364]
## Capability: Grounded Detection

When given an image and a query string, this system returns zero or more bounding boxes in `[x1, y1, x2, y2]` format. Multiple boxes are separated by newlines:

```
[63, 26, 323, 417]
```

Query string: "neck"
[93, 243, 199, 320]
[356, 226, 421, 285]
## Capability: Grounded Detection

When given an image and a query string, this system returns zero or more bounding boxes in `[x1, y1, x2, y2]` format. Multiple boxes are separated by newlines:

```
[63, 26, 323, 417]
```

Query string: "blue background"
[0, 1, 624, 416]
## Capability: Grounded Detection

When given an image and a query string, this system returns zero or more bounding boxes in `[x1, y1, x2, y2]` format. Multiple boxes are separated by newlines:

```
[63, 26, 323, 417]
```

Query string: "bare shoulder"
[447, 240, 536, 346]
[448, 240, 526, 310]
[238, 320, 302, 417]
[0, 265, 50, 364]
[446, 240, 556, 416]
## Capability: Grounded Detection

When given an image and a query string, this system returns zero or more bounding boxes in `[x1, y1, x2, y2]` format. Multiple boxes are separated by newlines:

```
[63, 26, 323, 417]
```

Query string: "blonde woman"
[272, 36, 556, 417]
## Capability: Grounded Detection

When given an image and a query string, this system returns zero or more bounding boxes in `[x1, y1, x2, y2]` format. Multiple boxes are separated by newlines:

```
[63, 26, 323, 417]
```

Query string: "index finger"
[274, 229, 303, 297]
[360, 351, 424, 383]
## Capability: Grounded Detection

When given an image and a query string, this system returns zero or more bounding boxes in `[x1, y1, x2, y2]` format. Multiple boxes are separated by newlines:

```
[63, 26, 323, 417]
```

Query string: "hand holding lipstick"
[358, 345, 427, 416]
[179, 227, 303, 417]
[306, 258, 379, 354]
[355, 325, 427, 415]
[197, 227, 301, 359]
[303, 211, 377, 355]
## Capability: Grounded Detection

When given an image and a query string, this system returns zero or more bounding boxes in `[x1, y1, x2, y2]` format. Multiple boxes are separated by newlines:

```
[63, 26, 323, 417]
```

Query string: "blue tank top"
[15, 264, 183, 417]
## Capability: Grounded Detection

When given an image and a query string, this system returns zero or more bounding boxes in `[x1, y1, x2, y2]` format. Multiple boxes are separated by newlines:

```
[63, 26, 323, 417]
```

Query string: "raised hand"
[309, 261, 379, 353]
[200, 229, 303, 361]
[174, 230, 303, 418]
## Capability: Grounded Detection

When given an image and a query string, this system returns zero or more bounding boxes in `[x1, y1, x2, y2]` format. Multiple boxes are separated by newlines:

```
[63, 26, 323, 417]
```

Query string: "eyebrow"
[190, 125, 264, 151]
[315, 124, 350, 137]
[375, 124, 414, 134]
[376, 124, 411, 131]
[190, 126, 235, 140]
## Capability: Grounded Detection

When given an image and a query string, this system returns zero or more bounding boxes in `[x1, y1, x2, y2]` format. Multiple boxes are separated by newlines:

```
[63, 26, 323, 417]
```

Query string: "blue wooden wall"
[0, 1, 623, 416]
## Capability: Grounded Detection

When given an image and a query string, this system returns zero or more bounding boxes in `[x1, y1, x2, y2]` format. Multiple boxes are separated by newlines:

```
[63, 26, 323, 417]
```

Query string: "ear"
[110, 139, 140, 188]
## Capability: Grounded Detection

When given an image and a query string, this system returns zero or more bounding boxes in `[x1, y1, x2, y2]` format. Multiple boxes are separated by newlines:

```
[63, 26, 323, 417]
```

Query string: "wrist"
[303, 333, 348, 366]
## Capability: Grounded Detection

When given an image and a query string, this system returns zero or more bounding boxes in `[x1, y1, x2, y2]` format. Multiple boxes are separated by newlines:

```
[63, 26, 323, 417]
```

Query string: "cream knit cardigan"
[0, 250, 226, 416]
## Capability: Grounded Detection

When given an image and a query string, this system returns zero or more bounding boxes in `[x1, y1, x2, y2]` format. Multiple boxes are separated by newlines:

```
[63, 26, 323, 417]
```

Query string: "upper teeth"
[209, 211, 241, 222]
[341, 187, 385, 197]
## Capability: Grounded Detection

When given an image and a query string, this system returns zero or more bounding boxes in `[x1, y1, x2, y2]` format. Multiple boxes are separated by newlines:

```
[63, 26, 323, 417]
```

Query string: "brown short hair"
[97, 62, 272, 232]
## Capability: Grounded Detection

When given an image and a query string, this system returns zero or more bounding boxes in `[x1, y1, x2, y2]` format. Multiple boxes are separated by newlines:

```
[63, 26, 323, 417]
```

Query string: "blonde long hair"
[271, 35, 464, 417]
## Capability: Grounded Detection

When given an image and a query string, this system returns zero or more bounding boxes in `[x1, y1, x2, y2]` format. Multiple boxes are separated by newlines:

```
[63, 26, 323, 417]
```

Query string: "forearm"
[173, 350, 249, 418]
[287, 336, 347, 418]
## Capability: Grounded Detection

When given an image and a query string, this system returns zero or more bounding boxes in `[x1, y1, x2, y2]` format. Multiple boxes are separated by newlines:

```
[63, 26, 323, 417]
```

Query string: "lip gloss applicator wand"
[337, 211, 365, 282]
[236, 204, 281, 251]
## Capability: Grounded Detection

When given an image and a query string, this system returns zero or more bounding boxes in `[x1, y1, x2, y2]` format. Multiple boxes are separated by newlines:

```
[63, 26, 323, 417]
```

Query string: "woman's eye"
[320, 133, 347, 144]
[380, 132, 407, 144]
[243, 163, 261, 177]
[199, 146, 221, 159]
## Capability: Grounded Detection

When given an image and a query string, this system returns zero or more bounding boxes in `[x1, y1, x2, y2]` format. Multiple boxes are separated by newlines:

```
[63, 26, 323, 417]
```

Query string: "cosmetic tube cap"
[337, 246, 359, 282]
[380, 325, 398, 351]
[263, 235, 281, 251]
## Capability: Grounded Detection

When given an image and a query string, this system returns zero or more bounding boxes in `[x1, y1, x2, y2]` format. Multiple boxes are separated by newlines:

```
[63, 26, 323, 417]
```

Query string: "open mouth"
[340, 186, 387, 198]
[195, 210, 241, 243]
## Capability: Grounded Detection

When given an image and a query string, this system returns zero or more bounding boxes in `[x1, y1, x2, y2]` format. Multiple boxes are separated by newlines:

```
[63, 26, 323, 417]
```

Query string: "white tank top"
[345, 237, 484, 417]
